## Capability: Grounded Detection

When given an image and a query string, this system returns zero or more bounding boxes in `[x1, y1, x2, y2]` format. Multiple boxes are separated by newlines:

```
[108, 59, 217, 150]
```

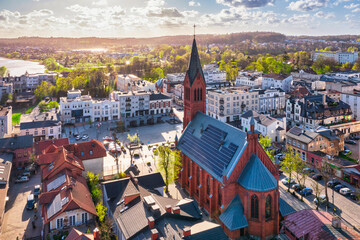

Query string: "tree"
[34, 81, 55, 100]
[127, 133, 139, 144]
[96, 203, 107, 222]
[112, 132, 120, 174]
[311, 179, 324, 210]
[318, 162, 335, 206]
[259, 135, 274, 162]
[281, 146, 301, 191]
[157, 146, 182, 193]
[0, 66, 7, 77]
[293, 158, 307, 201]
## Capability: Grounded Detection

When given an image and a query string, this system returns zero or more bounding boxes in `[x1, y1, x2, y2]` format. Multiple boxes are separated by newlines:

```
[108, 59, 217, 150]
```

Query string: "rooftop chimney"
[151, 229, 159, 240]
[148, 216, 155, 229]
[332, 216, 341, 229]
[93, 227, 99, 240]
[124, 192, 140, 205]
[183, 227, 191, 237]
[165, 205, 172, 213]
[172, 206, 180, 215]
[129, 171, 138, 185]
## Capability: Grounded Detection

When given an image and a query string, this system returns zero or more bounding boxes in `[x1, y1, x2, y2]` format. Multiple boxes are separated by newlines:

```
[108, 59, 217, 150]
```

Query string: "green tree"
[96, 203, 107, 222]
[0, 66, 7, 77]
[281, 146, 301, 191]
[259, 135, 274, 162]
[34, 81, 55, 100]
[157, 146, 182, 193]
[293, 158, 307, 201]
[311, 179, 324, 210]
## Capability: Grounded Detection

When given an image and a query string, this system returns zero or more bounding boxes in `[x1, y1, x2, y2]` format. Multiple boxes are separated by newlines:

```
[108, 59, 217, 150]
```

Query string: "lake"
[0, 57, 46, 76]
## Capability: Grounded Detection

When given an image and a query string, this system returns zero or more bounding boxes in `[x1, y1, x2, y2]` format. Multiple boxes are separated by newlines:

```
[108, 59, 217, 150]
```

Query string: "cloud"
[92, 0, 108, 6]
[189, 1, 201, 7]
[288, 0, 329, 12]
[344, 3, 360, 9]
[216, 0, 275, 8]
[352, 8, 360, 12]
[314, 11, 335, 19]
[147, 8, 183, 18]
[282, 13, 310, 23]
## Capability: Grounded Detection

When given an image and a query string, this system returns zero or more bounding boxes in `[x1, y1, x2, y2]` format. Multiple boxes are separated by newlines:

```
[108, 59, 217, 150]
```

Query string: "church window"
[187, 160, 191, 178]
[206, 176, 210, 195]
[196, 167, 200, 186]
[251, 195, 259, 219]
[265, 195, 271, 220]
[197, 88, 200, 101]
[200, 89, 203, 101]
[218, 185, 222, 207]
[194, 89, 197, 101]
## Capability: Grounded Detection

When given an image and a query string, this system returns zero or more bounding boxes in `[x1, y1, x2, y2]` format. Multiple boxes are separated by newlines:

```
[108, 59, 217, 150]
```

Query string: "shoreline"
[0, 57, 46, 76]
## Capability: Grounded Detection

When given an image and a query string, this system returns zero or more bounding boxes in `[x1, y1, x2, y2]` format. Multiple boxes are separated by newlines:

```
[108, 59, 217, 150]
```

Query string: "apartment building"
[167, 73, 186, 83]
[285, 126, 344, 166]
[253, 88, 285, 115]
[311, 51, 359, 64]
[60, 90, 120, 123]
[286, 94, 352, 129]
[20, 121, 61, 142]
[207, 86, 258, 123]
[262, 73, 293, 92]
[291, 69, 321, 81]
[236, 70, 262, 87]
[26, 73, 56, 91]
[117, 74, 155, 92]
[1, 75, 27, 93]
[241, 110, 286, 142]
[0, 81, 13, 100]
[149, 93, 172, 115]
[341, 92, 360, 119]
[0, 106, 12, 138]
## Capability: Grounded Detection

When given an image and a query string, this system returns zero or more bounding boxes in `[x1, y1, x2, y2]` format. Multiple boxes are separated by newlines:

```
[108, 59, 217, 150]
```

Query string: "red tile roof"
[64, 139, 106, 161]
[34, 138, 69, 155]
[66, 228, 94, 240]
[263, 73, 290, 80]
[283, 209, 360, 240]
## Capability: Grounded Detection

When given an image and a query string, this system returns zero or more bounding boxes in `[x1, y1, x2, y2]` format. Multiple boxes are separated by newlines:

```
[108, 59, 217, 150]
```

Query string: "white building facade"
[254, 88, 286, 115]
[261, 73, 293, 92]
[311, 51, 359, 64]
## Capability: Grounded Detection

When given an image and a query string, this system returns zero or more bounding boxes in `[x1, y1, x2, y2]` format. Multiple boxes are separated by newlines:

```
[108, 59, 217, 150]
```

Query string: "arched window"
[187, 160, 191, 178]
[196, 167, 200, 186]
[265, 195, 271, 219]
[197, 88, 200, 101]
[206, 176, 210, 195]
[194, 89, 197, 101]
[200, 88, 203, 101]
[218, 185, 222, 207]
[251, 195, 259, 219]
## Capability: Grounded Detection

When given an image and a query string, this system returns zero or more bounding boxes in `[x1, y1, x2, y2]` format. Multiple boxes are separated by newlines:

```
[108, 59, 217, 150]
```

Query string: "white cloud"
[216, 0, 275, 8]
[92, 0, 108, 6]
[352, 8, 360, 12]
[282, 13, 310, 23]
[344, 3, 360, 9]
[288, 0, 329, 12]
[189, 1, 201, 7]
[315, 11, 335, 19]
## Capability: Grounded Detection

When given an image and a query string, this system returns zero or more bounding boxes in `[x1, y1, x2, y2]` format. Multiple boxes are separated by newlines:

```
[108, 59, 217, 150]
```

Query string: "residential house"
[0, 135, 33, 167]
[291, 69, 321, 81]
[0, 81, 12, 100]
[34, 138, 69, 155]
[311, 51, 359, 64]
[0, 106, 12, 138]
[0, 154, 12, 228]
[261, 73, 293, 92]
[241, 110, 286, 143]
[20, 121, 62, 141]
[253, 88, 285, 115]
[149, 93, 172, 116]
[236, 70, 263, 88]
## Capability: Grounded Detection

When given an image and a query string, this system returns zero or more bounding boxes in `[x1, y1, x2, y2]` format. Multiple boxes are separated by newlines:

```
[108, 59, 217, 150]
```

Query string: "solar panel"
[47, 174, 66, 191]
[47, 194, 62, 218]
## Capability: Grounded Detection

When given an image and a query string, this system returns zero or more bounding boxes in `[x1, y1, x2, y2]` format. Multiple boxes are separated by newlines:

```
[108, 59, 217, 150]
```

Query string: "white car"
[339, 188, 352, 196]
[314, 194, 327, 204]
[281, 177, 295, 185]
[82, 134, 89, 140]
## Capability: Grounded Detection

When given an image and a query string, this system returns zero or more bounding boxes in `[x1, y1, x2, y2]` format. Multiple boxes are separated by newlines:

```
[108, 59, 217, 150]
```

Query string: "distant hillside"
[0, 32, 286, 49]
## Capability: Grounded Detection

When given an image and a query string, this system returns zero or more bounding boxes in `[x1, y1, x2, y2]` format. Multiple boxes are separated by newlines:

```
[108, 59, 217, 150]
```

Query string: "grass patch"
[12, 113, 21, 125]
[25, 106, 35, 114]
[339, 153, 358, 164]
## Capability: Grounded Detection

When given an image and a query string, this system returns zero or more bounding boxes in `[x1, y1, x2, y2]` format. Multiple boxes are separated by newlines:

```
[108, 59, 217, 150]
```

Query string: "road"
[279, 173, 360, 229]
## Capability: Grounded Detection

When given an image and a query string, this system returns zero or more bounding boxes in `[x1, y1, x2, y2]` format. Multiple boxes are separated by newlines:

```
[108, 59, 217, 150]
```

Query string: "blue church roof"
[237, 154, 277, 192]
[177, 112, 248, 183]
[219, 194, 248, 231]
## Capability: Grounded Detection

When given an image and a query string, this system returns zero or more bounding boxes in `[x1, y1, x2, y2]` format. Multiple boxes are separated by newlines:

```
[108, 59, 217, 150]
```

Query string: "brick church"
[177, 37, 280, 239]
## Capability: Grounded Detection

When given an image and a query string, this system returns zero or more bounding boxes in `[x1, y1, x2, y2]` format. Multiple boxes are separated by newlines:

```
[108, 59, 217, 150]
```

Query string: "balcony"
[219, 99, 224, 104]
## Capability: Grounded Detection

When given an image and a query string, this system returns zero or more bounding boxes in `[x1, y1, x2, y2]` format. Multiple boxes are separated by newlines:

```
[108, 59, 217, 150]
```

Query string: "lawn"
[12, 113, 21, 125]
[25, 105, 35, 114]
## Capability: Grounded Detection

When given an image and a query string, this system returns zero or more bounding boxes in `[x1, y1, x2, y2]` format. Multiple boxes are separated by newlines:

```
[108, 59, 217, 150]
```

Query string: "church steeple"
[182, 29, 207, 130]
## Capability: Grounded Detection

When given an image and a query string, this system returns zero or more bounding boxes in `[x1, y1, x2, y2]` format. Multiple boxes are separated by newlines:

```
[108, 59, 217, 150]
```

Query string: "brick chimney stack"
[93, 227, 99, 240]
[148, 216, 155, 229]
[165, 205, 172, 213]
[172, 206, 180, 214]
[151, 229, 159, 240]
[183, 227, 191, 237]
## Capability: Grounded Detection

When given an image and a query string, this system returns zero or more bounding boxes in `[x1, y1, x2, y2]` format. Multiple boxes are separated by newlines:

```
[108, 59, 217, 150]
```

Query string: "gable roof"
[149, 93, 171, 101]
[0, 135, 33, 150]
[63, 139, 107, 161]
[186, 38, 205, 87]
[219, 194, 248, 231]
[136, 172, 166, 190]
[34, 138, 69, 155]
[237, 154, 277, 192]
[20, 120, 61, 130]
[66, 228, 94, 240]
[177, 112, 248, 183]
[285, 126, 319, 144]
[241, 110, 277, 127]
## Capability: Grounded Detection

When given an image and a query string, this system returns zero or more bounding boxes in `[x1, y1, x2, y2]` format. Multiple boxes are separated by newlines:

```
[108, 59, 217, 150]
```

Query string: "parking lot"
[0, 171, 42, 239]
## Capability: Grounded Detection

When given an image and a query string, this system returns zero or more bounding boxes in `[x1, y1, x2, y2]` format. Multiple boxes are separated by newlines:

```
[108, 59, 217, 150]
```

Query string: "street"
[279, 173, 360, 229]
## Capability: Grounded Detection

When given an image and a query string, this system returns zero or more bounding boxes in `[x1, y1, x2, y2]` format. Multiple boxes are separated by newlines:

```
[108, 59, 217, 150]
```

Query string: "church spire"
[187, 29, 205, 87]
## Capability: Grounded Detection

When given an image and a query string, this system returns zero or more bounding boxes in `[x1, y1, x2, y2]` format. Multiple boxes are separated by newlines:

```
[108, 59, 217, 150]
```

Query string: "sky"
[0, 0, 359, 38]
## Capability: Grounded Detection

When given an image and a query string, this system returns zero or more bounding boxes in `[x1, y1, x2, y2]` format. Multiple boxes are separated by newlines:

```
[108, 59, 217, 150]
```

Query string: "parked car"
[75, 136, 81, 141]
[292, 184, 305, 191]
[334, 184, 343, 192]
[82, 134, 89, 140]
[349, 193, 359, 201]
[73, 133, 79, 137]
[342, 150, 352, 156]
[303, 167, 314, 173]
[312, 174, 322, 181]
[345, 140, 357, 145]
[15, 176, 29, 183]
[314, 194, 327, 205]
[350, 136, 360, 140]
[26, 194, 35, 210]
[281, 177, 295, 185]
[25, 163, 36, 172]
[22, 171, 31, 177]
[328, 180, 341, 188]
[275, 153, 284, 161]
[34, 185, 41, 197]
[301, 188, 313, 196]
[339, 188, 352, 196]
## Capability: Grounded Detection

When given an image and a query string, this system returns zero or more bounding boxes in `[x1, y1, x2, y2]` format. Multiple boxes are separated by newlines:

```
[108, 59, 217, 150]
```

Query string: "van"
[27, 194, 35, 210]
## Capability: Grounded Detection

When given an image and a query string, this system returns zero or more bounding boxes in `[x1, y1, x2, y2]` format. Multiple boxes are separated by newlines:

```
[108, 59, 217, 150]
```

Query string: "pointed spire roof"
[187, 38, 205, 87]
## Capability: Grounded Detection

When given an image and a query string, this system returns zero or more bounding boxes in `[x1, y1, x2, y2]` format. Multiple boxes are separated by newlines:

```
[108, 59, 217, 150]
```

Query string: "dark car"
[327, 180, 341, 188]
[349, 193, 359, 201]
[26, 194, 35, 210]
[312, 174, 322, 181]
[334, 184, 343, 192]
[292, 184, 305, 191]
[350, 136, 360, 140]
[345, 140, 357, 145]
[344, 145, 349, 151]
